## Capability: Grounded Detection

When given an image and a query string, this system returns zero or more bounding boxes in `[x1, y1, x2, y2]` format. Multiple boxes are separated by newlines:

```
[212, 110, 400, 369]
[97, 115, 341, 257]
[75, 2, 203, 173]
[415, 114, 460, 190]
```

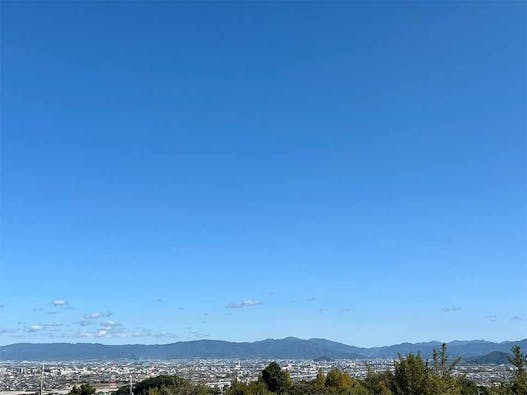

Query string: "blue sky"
[0, 2, 525, 347]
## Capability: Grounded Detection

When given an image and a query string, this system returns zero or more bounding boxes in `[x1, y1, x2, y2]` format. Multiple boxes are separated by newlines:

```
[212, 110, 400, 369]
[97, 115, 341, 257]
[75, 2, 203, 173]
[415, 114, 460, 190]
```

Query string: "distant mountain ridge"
[466, 351, 512, 365]
[0, 337, 525, 361]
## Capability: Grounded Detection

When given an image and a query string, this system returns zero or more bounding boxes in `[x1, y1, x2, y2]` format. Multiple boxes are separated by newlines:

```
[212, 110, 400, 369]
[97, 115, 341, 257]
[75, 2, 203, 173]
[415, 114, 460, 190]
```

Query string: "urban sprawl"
[0, 359, 514, 395]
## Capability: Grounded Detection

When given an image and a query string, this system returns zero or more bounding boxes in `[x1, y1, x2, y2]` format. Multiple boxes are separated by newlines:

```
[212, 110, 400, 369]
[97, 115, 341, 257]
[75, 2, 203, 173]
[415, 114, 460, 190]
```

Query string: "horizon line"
[2, 336, 526, 349]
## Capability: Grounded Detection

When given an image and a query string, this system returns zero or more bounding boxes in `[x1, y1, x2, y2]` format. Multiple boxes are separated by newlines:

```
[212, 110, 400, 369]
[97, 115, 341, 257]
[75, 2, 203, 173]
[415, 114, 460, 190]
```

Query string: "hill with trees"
[1, 337, 526, 361]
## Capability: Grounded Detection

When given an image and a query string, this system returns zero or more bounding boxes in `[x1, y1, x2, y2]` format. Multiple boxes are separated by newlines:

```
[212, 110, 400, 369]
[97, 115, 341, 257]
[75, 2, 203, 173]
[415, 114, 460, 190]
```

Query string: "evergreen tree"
[392, 353, 437, 395]
[509, 346, 527, 395]
[262, 362, 292, 394]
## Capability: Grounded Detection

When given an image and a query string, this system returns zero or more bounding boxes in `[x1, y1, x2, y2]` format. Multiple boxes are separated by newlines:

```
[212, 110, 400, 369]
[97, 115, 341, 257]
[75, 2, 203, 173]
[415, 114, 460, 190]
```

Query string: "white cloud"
[52, 300, 67, 307]
[226, 299, 262, 309]
[99, 321, 121, 331]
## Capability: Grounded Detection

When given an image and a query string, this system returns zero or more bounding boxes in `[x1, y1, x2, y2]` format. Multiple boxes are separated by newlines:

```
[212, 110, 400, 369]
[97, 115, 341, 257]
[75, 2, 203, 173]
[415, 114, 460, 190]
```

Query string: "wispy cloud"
[484, 315, 498, 322]
[26, 323, 64, 333]
[100, 320, 120, 329]
[441, 306, 461, 313]
[226, 299, 262, 309]
[84, 312, 113, 319]
[76, 321, 126, 339]
[130, 328, 179, 340]
[511, 316, 525, 321]
[75, 320, 96, 327]
[52, 300, 67, 307]
[28, 325, 43, 333]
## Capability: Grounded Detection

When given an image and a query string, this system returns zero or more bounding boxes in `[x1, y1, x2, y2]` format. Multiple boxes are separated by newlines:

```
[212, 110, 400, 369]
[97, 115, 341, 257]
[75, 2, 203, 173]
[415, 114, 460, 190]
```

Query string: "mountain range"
[0, 337, 525, 361]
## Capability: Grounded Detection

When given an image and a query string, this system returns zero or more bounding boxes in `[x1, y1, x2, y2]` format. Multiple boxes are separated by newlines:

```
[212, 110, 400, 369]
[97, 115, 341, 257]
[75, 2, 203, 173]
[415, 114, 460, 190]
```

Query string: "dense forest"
[76, 345, 527, 395]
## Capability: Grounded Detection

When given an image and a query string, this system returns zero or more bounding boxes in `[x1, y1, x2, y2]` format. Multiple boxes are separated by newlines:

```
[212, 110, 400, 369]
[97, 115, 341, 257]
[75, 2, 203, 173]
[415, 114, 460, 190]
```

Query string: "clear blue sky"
[0, 2, 525, 347]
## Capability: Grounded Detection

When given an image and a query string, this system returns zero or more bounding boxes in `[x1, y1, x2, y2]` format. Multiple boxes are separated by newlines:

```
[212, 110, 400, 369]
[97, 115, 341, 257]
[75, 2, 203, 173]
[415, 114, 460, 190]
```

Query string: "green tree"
[69, 384, 96, 395]
[226, 378, 273, 395]
[324, 369, 368, 394]
[115, 375, 213, 395]
[432, 343, 462, 380]
[430, 343, 465, 394]
[509, 346, 527, 395]
[392, 353, 437, 395]
[261, 362, 292, 393]
[363, 366, 393, 395]
[313, 369, 326, 387]
[325, 369, 353, 391]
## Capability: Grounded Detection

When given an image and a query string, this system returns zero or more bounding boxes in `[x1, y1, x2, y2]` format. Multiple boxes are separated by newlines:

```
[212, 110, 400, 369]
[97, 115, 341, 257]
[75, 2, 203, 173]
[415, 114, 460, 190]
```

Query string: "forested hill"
[0, 337, 526, 361]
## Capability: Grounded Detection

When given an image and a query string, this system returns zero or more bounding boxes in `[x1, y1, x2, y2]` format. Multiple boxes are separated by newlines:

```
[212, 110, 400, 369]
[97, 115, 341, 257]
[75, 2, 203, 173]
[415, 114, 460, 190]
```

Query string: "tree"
[226, 378, 273, 395]
[69, 384, 96, 395]
[325, 369, 354, 391]
[115, 375, 214, 395]
[509, 346, 527, 395]
[430, 343, 464, 394]
[392, 353, 437, 395]
[432, 343, 462, 380]
[324, 369, 368, 394]
[364, 365, 393, 395]
[261, 362, 292, 393]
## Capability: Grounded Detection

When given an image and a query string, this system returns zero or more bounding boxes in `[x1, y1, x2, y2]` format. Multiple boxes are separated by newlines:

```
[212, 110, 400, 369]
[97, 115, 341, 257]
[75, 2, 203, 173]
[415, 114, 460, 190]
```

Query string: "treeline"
[86, 345, 527, 395]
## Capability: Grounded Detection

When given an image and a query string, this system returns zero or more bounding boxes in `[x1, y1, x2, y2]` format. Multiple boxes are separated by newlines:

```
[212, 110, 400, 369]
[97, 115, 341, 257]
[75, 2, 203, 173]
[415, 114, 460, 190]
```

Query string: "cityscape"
[0, 358, 517, 394]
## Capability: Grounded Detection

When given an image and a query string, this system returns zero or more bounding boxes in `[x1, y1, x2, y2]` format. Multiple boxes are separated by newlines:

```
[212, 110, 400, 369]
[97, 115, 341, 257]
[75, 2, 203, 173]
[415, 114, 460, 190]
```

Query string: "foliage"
[432, 344, 462, 380]
[226, 378, 273, 395]
[509, 346, 527, 395]
[261, 362, 293, 393]
[363, 366, 392, 395]
[115, 375, 215, 395]
[69, 384, 96, 395]
[392, 352, 437, 395]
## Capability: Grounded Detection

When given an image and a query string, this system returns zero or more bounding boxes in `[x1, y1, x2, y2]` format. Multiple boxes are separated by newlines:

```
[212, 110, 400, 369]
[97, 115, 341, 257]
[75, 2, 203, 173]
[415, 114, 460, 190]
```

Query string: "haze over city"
[1, 1, 525, 349]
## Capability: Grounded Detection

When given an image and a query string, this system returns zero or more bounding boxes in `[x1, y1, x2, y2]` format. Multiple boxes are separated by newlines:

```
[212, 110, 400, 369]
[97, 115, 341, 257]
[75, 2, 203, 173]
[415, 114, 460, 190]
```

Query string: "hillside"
[0, 337, 525, 361]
